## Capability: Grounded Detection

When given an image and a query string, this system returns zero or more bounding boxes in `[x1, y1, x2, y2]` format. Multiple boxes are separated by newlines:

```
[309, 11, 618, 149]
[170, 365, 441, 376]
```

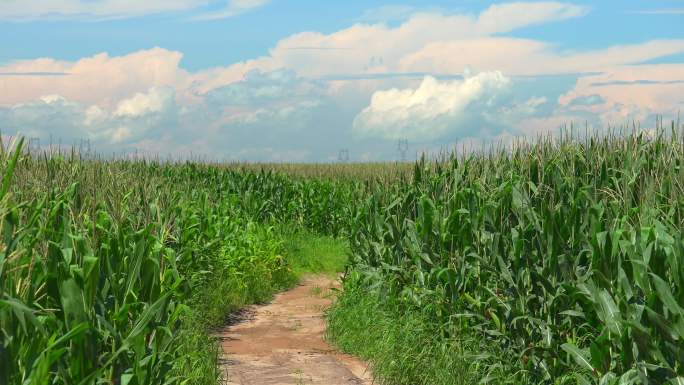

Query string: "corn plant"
[344, 128, 684, 384]
[0, 139, 340, 385]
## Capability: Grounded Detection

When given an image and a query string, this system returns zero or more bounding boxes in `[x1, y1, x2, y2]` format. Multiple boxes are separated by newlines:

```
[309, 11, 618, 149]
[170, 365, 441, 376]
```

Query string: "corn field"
[3, 126, 684, 385]
[0, 137, 352, 385]
[338, 128, 684, 384]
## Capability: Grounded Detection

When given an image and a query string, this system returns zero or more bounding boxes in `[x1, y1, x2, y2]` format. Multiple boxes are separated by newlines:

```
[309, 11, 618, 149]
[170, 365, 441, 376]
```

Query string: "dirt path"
[217, 275, 373, 385]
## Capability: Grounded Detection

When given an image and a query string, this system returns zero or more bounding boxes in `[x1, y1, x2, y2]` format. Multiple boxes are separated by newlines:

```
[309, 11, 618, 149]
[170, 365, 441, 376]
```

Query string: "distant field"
[222, 161, 414, 182]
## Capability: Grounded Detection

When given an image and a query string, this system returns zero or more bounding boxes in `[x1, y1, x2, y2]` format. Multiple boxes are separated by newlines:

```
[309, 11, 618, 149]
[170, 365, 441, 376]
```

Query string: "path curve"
[218, 275, 372, 385]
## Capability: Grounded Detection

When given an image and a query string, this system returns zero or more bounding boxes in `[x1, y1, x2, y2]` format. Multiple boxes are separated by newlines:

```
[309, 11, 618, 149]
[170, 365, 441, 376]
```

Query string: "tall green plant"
[1, 141, 345, 385]
[340, 130, 684, 384]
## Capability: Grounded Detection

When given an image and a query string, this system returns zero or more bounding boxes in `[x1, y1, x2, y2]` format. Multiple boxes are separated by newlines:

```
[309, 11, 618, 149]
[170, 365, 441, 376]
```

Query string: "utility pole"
[77, 138, 93, 158]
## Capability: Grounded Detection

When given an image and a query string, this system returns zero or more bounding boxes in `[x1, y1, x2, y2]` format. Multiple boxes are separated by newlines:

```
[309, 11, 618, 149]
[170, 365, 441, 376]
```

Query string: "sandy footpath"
[217, 275, 372, 385]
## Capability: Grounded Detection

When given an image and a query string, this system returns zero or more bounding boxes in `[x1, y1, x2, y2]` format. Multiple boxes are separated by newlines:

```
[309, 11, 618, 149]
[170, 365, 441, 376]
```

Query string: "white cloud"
[200, 69, 324, 129]
[0, 70, 325, 157]
[84, 105, 108, 126]
[558, 64, 684, 125]
[0, 87, 178, 146]
[0, 0, 267, 20]
[497, 96, 548, 122]
[114, 88, 175, 118]
[475, 2, 588, 34]
[111, 126, 132, 143]
[398, 38, 684, 76]
[0, 48, 189, 106]
[186, 4, 682, 98]
[192, 0, 269, 20]
[39, 94, 68, 104]
[1, 2, 683, 160]
[189, 2, 590, 88]
[2, 3, 654, 103]
[1, 94, 90, 141]
[353, 71, 511, 140]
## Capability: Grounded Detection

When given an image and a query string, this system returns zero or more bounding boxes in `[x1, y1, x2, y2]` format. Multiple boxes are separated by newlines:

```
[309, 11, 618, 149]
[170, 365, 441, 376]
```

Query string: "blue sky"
[2, 1, 683, 69]
[1, 1, 683, 161]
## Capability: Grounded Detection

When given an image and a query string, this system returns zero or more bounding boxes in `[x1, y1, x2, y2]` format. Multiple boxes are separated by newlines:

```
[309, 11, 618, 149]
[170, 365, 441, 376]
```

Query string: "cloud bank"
[1, 2, 683, 161]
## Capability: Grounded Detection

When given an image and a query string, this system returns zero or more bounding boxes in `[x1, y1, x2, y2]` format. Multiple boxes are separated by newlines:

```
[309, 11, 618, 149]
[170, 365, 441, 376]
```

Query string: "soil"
[217, 275, 373, 385]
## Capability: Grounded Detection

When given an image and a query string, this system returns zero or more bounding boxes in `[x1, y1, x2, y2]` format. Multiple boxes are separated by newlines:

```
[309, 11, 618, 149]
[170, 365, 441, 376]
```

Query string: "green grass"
[326, 279, 479, 385]
[178, 228, 348, 384]
[173, 225, 296, 385]
[278, 226, 350, 277]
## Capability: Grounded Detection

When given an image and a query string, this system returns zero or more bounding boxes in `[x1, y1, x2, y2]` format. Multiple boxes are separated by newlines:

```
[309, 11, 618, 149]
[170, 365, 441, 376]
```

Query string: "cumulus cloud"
[0, 69, 326, 157]
[185, 4, 682, 101]
[200, 69, 324, 129]
[0, 48, 189, 106]
[115, 88, 175, 118]
[0, 95, 87, 141]
[352, 71, 559, 142]
[353, 72, 512, 140]
[0, 87, 178, 147]
[204, 69, 316, 106]
[189, 2, 591, 86]
[2, 2, 683, 160]
[557, 64, 684, 126]
[5, 4, 676, 100]
[0, 0, 268, 20]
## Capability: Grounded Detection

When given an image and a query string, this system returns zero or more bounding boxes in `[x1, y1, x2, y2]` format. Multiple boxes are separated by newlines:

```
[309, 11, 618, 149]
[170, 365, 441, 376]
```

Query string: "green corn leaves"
[0, 143, 342, 385]
[0, 137, 24, 200]
[650, 273, 684, 316]
[344, 131, 684, 384]
[4, 130, 684, 384]
[562, 343, 595, 374]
